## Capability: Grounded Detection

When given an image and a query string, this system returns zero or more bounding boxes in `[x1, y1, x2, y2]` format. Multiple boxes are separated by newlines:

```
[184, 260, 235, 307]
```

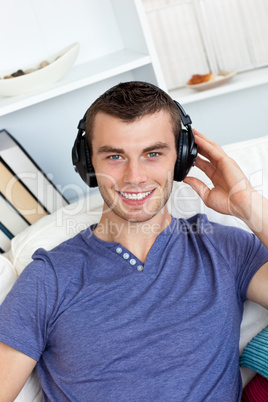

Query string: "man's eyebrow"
[97, 146, 125, 154]
[143, 142, 170, 153]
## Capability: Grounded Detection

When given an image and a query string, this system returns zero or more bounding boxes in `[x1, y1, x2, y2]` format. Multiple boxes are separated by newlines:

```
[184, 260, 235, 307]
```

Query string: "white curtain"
[143, 0, 210, 89]
[142, 0, 268, 90]
[197, 0, 268, 72]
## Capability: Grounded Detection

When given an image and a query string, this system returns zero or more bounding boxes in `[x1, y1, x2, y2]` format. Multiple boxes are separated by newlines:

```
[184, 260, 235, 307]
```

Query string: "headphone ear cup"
[174, 130, 189, 182]
[73, 136, 98, 187]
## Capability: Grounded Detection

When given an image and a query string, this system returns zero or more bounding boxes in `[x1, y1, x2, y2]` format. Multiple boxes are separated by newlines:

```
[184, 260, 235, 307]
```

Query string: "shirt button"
[123, 253, 130, 260]
[129, 259, 136, 266]
[116, 247, 123, 254]
[137, 265, 144, 272]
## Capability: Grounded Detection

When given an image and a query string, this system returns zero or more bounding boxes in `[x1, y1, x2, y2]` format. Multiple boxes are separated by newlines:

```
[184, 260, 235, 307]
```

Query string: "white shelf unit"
[170, 67, 268, 105]
[0, 0, 166, 118]
[0, 50, 153, 117]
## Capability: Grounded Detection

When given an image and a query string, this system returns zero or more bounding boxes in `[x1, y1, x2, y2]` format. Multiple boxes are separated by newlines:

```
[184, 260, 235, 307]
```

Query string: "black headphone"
[72, 98, 197, 188]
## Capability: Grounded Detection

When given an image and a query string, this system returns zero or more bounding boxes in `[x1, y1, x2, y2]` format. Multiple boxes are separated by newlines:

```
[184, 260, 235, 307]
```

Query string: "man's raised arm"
[184, 129, 268, 309]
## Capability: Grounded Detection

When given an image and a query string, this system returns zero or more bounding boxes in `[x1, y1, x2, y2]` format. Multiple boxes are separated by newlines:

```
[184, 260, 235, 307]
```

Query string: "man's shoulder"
[31, 225, 96, 267]
[172, 213, 217, 235]
[172, 213, 254, 243]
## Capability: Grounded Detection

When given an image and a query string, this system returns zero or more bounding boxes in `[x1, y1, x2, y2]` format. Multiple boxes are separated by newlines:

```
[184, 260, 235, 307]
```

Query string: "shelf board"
[169, 66, 268, 105]
[0, 49, 151, 117]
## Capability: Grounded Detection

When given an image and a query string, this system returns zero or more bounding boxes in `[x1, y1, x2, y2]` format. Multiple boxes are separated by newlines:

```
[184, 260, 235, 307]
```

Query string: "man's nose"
[122, 160, 148, 185]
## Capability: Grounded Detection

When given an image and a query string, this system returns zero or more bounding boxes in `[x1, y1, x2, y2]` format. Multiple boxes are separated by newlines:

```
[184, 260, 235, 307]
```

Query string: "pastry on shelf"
[187, 73, 214, 85]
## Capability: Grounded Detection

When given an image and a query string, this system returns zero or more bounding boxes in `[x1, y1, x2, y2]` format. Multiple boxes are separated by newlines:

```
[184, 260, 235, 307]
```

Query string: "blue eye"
[148, 152, 159, 158]
[109, 155, 121, 160]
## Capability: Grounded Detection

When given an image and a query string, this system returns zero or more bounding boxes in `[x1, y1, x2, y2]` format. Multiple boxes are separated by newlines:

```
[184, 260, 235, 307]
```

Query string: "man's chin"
[112, 206, 166, 224]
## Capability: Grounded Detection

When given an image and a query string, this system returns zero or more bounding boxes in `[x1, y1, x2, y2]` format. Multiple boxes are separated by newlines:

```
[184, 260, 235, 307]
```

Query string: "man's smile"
[119, 190, 154, 200]
[116, 190, 156, 205]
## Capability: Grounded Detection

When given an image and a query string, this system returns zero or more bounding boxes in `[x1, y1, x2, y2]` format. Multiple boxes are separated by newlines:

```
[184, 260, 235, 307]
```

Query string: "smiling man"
[0, 81, 268, 401]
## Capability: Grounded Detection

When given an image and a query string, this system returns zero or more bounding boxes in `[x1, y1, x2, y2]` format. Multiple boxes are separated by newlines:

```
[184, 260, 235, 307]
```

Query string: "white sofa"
[1, 135, 268, 401]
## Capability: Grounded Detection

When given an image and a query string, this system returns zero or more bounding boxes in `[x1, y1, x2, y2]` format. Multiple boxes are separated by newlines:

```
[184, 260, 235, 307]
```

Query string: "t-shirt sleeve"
[201, 215, 268, 302]
[235, 231, 268, 302]
[0, 255, 57, 361]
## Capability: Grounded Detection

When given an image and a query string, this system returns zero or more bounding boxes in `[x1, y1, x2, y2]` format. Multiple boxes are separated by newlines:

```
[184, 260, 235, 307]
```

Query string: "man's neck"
[93, 208, 172, 263]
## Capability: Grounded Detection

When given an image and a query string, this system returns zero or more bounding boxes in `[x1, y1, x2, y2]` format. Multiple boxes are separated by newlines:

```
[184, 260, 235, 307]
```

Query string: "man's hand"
[184, 129, 256, 221]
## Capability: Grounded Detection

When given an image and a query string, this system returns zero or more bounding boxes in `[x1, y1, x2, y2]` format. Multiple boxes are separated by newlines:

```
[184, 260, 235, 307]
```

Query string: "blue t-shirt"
[0, 214, 268, 401]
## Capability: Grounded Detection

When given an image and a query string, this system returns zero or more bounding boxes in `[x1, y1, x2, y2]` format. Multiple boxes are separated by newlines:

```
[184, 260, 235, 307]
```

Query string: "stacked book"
[0, 129, 69, 253]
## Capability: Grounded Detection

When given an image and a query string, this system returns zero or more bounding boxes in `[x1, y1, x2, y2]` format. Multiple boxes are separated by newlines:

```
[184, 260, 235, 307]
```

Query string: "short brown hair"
[85, 81, 181, 153]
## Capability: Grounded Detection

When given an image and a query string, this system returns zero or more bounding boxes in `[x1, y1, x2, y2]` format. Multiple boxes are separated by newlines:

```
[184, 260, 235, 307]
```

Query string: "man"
[0, 81, 267, 401]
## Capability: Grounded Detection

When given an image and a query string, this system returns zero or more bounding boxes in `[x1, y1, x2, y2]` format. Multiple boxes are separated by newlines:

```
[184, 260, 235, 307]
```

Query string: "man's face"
[91, 110, 177, 223]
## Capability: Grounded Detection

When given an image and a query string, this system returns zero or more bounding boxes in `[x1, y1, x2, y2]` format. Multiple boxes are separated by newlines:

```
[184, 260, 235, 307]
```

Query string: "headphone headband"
[77, 115, 86, 131]
[173, 100, 192, 127]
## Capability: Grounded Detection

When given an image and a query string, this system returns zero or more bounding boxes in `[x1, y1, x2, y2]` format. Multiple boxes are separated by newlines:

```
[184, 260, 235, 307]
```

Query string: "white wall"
[183, 83, 268, 146]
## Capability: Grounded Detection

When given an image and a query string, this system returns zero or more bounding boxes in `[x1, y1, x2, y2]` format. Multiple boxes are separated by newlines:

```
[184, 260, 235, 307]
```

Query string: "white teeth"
[120, 190, 152, 200]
